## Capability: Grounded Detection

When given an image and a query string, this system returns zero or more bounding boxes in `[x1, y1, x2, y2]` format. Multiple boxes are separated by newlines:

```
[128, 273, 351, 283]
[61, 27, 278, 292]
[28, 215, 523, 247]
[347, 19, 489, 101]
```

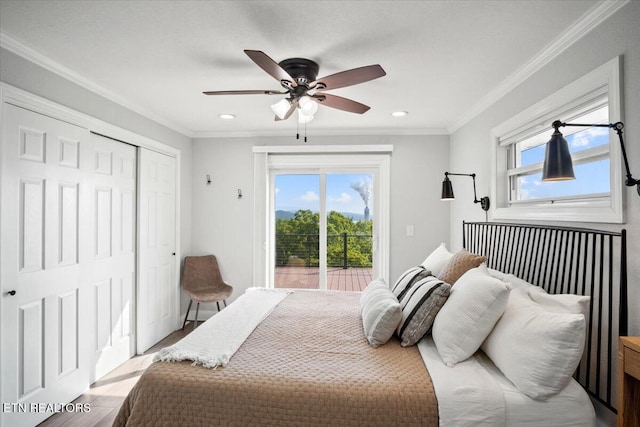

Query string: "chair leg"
[182, 300, 193, 330]
[216, 301, 221, 312]
[193, 302, 200, 331]
[223, 300, 227, 307]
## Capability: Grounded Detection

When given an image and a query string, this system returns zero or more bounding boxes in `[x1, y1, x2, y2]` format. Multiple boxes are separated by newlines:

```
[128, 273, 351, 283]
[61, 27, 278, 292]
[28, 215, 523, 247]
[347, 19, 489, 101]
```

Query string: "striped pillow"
[396, 276, 451, 347]
[391, 266, 431, 301]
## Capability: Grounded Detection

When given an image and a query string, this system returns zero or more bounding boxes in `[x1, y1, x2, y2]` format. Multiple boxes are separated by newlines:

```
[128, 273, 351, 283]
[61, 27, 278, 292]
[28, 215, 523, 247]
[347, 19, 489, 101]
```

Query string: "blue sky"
[519, 127, 610, 199]
[275, 173, 373, 215]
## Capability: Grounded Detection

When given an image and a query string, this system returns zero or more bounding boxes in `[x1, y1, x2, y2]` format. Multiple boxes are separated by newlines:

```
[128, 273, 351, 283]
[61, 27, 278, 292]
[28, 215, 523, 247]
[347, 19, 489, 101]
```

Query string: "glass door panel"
[326, 174, 374, 291]
[273, 174, 320, 289]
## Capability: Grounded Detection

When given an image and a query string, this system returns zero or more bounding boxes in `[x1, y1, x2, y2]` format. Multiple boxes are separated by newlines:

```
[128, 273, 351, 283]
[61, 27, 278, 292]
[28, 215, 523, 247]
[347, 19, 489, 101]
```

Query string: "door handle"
[5, 290, 16, 296]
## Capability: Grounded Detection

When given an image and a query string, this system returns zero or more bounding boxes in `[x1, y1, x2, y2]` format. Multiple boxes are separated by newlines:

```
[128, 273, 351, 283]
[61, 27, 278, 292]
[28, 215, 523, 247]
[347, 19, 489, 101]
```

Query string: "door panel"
[19, 178, 45, 272]
[19, 299, 44, 399]
[58, 290, 79, 376]
[58, 183, 79, 266]
[137, 148, 176, 353]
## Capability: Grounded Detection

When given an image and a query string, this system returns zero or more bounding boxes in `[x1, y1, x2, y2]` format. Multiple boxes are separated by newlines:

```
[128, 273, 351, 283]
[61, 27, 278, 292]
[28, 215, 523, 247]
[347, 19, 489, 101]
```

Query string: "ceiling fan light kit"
[204, 49, 386, 133]
[297, 110, 314, 124]
[270, 98, 292, 120]
[298, 96, 318, 116]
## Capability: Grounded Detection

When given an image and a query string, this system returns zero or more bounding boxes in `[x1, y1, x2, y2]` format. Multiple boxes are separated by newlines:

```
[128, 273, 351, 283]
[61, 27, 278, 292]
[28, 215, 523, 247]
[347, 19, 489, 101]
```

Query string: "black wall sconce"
[441, 172, 490, 211]
[542, 120, 639, 196]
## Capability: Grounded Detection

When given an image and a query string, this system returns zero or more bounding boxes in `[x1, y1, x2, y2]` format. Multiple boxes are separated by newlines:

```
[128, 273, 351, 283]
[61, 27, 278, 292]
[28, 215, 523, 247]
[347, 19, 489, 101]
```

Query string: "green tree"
[276, 210, 372, 268]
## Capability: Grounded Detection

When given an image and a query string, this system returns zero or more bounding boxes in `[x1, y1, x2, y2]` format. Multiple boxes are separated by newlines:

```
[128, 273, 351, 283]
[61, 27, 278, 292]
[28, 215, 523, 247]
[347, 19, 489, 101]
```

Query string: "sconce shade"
[441, 176, 455, 200]
[542, 129, 575, 181]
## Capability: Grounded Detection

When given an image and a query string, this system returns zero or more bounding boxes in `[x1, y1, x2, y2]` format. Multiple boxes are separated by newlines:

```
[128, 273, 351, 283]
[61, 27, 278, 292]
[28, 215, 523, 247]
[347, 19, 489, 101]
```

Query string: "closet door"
[90, 133, 137, 381]
[1, 104, 91, 427]
[0, 105, 140, 426]
[137, 148, 177, 353]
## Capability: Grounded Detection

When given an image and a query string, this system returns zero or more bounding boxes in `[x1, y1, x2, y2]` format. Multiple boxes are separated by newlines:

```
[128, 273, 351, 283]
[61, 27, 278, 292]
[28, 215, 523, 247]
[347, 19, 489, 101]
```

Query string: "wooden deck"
[274, 266, 373, 292]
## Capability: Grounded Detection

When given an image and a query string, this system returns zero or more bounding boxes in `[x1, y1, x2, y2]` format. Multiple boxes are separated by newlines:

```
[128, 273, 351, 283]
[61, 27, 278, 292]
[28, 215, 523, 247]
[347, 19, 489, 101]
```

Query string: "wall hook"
[206, 174, 211, 185]
[237, 189, 243, 199]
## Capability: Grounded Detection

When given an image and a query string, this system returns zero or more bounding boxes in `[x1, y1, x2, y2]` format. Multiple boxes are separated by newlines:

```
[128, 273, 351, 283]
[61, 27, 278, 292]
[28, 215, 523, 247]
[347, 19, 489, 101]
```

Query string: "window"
[491, 57, 624, 223]
[508, 99, 610, 203]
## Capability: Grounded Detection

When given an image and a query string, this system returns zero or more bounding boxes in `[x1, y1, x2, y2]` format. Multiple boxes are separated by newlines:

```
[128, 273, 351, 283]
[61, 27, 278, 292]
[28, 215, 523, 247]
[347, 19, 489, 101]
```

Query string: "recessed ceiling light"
[219, 113, 236, 120]
[391, 111, 408, 117]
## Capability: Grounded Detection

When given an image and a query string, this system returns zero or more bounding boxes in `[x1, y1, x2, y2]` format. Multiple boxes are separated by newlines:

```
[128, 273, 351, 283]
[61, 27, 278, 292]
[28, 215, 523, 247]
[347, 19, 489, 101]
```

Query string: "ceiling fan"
[203, 50, 386, 122]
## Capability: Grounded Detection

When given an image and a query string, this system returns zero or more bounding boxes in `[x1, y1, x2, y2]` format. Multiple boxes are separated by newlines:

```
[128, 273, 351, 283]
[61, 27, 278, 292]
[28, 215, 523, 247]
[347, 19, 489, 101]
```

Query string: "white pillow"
[360, 280, 402, 347]
[481, 290, 586, 400]
[432, 266, 511, 367]
[490, 270, 589, 316]
[526, 288, 589, 317]
[421, 243, 453, 277]
[503, 273, 546, 293]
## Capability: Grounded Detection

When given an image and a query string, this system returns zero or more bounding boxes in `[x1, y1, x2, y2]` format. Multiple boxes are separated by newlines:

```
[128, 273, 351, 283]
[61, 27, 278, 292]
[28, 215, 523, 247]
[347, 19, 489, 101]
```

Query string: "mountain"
[275, 210, 296, 219]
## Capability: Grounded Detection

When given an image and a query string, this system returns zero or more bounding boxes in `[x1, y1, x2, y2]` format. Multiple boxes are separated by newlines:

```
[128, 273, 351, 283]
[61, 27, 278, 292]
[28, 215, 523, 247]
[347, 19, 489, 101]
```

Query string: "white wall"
[189, 134, 450, 314]
[0, 47, 193, 262]
[449, 1, 639, 337]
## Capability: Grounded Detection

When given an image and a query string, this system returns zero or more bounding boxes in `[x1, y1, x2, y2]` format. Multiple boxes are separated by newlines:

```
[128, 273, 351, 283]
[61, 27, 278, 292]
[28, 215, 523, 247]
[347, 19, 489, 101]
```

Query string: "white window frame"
[490, 56, 624, 223]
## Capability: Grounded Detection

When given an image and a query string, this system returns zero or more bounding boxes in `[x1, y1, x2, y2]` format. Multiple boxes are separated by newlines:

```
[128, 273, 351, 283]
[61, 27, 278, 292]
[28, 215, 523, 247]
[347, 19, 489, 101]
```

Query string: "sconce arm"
[444, 172, 490, 211]
[555, 121, 639, 195]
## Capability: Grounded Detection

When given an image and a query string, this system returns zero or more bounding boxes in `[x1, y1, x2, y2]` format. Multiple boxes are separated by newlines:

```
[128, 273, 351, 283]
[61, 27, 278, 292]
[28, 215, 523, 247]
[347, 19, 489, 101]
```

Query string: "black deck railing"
[276, 233, 373, 268]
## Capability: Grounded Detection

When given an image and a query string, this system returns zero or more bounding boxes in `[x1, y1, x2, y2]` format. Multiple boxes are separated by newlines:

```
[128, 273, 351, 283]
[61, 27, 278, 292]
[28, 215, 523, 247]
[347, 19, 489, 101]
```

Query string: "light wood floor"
[37, 325, 195, 427]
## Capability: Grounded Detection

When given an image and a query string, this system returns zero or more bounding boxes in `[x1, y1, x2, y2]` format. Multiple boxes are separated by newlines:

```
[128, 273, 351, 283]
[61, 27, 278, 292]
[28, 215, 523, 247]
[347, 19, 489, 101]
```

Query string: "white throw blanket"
[154, 288, 291, 368]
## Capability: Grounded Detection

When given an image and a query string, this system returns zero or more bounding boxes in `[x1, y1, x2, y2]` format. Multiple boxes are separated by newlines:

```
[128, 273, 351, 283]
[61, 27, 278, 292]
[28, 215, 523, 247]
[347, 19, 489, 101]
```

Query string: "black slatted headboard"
[463, 221, 628, 413]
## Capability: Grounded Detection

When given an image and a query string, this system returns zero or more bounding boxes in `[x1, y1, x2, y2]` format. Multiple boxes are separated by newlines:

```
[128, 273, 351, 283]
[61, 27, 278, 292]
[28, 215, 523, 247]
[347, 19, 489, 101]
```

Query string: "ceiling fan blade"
[313, 93, 370, 114]
[244, 50, 297, 87]
[275, 100, 298, 121]
[310, 64, 386, 90]
[203, 90, 287, 95]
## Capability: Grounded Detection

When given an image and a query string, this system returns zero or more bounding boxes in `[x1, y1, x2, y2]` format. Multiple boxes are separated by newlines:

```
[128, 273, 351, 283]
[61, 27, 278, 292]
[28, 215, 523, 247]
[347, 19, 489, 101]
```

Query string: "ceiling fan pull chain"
[304, 120, 308, 143]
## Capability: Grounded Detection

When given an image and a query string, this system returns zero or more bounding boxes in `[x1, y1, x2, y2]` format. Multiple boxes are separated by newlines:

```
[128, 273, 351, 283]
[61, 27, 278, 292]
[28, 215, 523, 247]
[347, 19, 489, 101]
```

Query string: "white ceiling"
[0, 0, 610, 138]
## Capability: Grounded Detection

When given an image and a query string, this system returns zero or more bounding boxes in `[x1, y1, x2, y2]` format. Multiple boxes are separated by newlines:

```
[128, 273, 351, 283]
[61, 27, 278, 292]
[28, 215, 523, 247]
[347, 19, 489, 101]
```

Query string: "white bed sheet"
[418, 337, 595, 427]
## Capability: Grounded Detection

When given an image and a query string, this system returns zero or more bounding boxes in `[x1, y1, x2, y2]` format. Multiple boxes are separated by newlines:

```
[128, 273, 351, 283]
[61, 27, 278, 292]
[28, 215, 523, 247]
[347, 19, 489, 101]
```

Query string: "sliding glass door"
[271, 171, 375, 291]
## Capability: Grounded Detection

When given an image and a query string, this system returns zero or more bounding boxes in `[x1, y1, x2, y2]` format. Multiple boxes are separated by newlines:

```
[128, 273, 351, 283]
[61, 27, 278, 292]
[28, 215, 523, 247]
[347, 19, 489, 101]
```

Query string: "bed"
[114, 222, 627, 426]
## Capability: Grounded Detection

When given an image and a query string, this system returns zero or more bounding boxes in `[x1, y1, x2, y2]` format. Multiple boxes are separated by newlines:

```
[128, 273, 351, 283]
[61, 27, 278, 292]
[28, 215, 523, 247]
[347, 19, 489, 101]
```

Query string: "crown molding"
[0, 32, 194, 138]
[447, 0, 630, 134]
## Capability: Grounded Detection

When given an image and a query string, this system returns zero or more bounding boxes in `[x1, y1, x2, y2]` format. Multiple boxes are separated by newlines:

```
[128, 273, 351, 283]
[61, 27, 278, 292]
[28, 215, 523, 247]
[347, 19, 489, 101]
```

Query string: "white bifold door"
[90, 133, 137, 381]
[0, 104, 137, 426]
